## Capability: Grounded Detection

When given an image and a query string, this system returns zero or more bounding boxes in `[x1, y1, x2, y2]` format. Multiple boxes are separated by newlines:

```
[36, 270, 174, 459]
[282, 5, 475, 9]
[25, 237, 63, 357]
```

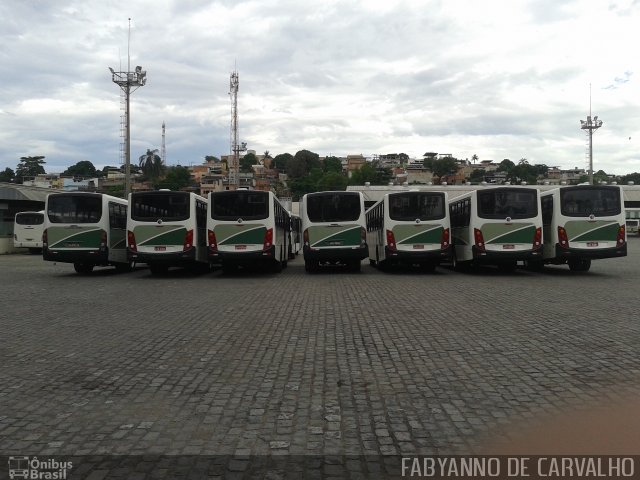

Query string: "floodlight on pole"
[580, 114, 603, 186]
[109, 19, 146, 198]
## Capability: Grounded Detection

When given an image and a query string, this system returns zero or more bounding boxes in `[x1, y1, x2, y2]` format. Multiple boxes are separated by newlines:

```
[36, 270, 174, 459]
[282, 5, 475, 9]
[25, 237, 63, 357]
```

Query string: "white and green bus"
[366, 191, 451, 271]
[127, 190, 209, 275]
[538, 185, 627, 271]
[43, 192, 130, 274]
[448, 186, 543, 272]
[300, 191, 368, 272]
[13, 210, 44, 254]
[207, 190, 290, 274]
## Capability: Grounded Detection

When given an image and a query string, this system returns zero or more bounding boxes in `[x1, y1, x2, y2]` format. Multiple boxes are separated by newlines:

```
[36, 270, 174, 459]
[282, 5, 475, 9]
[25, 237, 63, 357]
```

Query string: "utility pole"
[109, 19, 146, 198]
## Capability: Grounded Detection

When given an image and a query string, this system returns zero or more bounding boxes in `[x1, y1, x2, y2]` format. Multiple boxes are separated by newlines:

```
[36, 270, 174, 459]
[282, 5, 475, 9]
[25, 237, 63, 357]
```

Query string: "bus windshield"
[477, 189, 538, 219]
[15, 213, 44, 225]
[131, 192, 190, 222]
[389, 192, 445, 221]
[560, 187, 621, 217]
[210, 191, 269, 220]
[47, 195, 102, 223]
[307, 193, 361, 223]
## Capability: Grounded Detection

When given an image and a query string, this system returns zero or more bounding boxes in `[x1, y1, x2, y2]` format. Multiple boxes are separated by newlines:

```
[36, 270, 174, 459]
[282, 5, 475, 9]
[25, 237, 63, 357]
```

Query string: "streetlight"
[580, 114, 603, 185]
[109, 65, 146, 197]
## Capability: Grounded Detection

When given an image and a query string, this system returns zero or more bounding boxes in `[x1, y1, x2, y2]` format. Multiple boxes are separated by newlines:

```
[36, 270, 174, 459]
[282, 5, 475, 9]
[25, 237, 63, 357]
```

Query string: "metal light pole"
[110, 65, 146, 197]
[580, 115, 603, 185]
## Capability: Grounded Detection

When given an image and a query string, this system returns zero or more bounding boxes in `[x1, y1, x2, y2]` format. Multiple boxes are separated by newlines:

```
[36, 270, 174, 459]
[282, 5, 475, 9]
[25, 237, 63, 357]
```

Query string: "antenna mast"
[229, 69, 246, 189]
[161, 121, 166, 166]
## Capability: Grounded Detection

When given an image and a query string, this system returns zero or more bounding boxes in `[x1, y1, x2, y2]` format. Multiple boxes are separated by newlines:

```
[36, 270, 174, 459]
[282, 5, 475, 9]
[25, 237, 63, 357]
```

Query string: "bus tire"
[568, 258, 591, 272]
[272, 260, 283, 273]
[115, 260, 135, 273]
[304, 260, 318, 273]
[74, 263, 94, 274]
[348, 260, 361, 272]
[452, 253, 465, 272]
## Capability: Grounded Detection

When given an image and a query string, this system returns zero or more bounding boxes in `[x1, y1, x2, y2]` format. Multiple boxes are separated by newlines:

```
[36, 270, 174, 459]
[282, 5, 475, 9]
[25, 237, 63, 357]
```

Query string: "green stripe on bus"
[310, 225, 361, 248]
[48, 227, 102, 249]
[481, 223, 535, 244]
[567, 221, 619, 242]
[394, 225, 442, 244]
[215, 224, 266, 245]
[135, 226, 186, 246]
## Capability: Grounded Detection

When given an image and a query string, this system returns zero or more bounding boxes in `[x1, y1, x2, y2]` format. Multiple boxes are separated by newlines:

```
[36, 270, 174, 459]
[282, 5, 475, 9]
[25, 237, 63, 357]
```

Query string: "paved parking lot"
[1, 239, 639, 478]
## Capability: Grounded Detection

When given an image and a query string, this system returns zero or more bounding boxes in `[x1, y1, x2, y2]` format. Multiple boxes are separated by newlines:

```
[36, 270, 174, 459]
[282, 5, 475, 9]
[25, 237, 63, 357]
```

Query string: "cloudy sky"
[1, 0, 639, 175]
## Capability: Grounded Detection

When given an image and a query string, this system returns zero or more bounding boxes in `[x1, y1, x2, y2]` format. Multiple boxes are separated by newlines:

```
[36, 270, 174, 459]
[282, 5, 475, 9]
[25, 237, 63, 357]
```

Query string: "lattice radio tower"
[229, 69, 246, 189]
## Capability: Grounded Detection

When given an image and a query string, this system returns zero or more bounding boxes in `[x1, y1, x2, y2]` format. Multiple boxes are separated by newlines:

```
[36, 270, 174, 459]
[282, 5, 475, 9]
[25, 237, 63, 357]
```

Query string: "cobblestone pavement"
[1, 239, 639, 478]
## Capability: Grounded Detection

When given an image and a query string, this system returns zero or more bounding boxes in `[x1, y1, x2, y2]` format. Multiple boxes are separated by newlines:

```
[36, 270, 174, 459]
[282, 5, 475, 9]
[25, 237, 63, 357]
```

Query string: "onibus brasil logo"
[8, 456, 73, 479]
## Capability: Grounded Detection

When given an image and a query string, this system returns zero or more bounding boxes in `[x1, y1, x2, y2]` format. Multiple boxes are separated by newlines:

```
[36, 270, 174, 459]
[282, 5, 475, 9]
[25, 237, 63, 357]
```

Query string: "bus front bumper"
[555, 243, 627, 260]
[43, 248, 108, 265]
[303, 244, 368, 262]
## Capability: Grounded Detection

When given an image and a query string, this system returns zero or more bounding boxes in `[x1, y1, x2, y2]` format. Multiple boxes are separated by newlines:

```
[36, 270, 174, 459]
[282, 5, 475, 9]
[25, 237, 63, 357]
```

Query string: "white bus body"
[300, 191, 368, 272]
[366, 191, 451, 271]
[13, 210, 44, 253]
[43, 192, 130, 274]
[540, 185, 627, 271]
[127, 191, 209, 275]
[207, 190, 290, 273]
[449, 186, 543, 271]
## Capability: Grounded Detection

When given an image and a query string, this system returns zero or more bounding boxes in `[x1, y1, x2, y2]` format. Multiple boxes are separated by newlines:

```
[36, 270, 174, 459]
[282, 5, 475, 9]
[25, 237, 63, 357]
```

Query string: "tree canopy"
[272, 153, 293, 171]
[322, 156, 343, 173]
[240, 152, 257, 173]
[288, 150, 321, 179]
[155, 166, 193, 191]
[0, 167, 15, 183]
[15, 156, 46, 183]
[62, 160, 98, 178]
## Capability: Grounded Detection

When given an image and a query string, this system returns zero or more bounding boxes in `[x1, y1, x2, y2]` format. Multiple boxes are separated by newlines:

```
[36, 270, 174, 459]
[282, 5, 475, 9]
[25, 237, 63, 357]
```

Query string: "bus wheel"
[452, 254, 466, 272]
[568, 258, 591, 272]
[272, 260, 283, 273]
[369, 259, 376, 266]
[74, 263, 94, 274]
[115, 260, 135, 273]
[348, 260, 361, 272]
[149, 264, 169, 276]
[304, 260, 318, 273]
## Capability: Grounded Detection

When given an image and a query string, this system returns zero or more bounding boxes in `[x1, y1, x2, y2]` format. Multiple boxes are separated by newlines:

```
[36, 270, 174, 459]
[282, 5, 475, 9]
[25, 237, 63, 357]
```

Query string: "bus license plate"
[235, 245, 247, 250]
[503, 244, 515, 250]
[587, 241, 599, 247]
[65, 242, 80, 247]
[413, 244, 424, 249]
[154, 246, 166, 251]
[328, 241, 343, 246]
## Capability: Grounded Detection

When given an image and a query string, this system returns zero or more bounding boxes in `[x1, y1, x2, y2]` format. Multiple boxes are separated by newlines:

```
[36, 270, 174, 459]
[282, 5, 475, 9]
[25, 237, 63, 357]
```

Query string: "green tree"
[0, 167, 15, 183]
[155, 166, 193, 190]
[15, 156, 46, 183]
[469, 169, 485, 182]
[240, 152, 257, 173]
[430, 157, 459, 179]
[62, 160, 98, 178]
[497, 159, 515, 173]
[288, 150, 321, 179]
[138, 149, 165, 181]
[272, 153, 293, 171]
[471, 154, 479, 164]
[348, 163, 391, 186]
[622, 172, 640, 184]
[317, 172, 348, 191]
[323, 156, 343, 173]
[289, 168, 323, 200]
